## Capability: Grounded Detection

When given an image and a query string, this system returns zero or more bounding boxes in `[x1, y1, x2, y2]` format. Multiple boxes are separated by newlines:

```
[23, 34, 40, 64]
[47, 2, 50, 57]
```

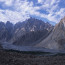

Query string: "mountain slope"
[12, 18, 53, 46]
[0, 18, 53, 46]
[36, 17, 65, 50]
[13, 18, 53, 37]
[13, 30, 48, 46]
[0, 22, 14, 41]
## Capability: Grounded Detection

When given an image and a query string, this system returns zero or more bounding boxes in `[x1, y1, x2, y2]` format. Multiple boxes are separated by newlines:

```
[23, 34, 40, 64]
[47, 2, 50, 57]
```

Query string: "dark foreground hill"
[0, 49, 65, 65]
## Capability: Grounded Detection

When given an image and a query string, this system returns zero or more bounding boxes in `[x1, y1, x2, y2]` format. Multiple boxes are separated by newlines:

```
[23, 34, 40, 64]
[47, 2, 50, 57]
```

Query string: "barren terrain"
[0, 49, 65, 65]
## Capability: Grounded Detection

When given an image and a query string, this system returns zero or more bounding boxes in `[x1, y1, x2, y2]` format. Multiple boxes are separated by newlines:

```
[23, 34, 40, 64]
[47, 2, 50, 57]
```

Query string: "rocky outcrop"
[0, 18, 53, 46]
[0, 21, 14, 41]
[11, 18, 53, 45]
[36, 17, 65, 50]
[13, 30, 48, 46]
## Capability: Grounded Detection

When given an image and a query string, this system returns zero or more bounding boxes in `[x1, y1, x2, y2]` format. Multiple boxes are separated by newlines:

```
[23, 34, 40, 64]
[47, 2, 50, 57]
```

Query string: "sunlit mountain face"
[0, 0, 65, 25]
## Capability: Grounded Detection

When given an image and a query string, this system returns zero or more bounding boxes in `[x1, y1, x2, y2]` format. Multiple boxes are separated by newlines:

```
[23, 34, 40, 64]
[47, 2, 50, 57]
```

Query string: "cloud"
[0, 9, 30, 24]
[0, 0, 65, 24]
[32, 0, 62, 23]
[38, 0, 43, 3]
[55, 8, 65, 19]
[0, 0, 14, 6]
[37, 0, 65, 23]
[0, 0, 41, 24]
[0, 0, 31, 23]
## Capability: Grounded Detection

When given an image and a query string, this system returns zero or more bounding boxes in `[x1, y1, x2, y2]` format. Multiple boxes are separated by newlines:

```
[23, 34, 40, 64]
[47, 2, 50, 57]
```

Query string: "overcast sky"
[0, 0, 65, 24]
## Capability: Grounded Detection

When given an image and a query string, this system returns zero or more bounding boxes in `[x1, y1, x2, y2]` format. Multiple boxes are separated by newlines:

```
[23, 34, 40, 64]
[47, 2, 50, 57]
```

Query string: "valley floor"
[0, 49, 65, 65]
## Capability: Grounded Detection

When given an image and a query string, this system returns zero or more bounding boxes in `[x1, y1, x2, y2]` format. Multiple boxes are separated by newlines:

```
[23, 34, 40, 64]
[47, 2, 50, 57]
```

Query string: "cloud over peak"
[0, 0, 65, 24]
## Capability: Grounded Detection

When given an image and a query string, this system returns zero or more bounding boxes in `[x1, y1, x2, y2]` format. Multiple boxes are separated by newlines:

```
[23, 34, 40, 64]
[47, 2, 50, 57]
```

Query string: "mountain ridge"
[0, 18, 53, 45]
[12, 18, 53, 45]
[36, 16, 65, 50]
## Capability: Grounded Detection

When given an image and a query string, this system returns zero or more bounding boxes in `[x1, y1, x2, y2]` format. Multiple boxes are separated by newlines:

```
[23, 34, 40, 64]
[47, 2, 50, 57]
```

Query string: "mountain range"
[0, 17, 53, 46]
[0, 16, 65, 51]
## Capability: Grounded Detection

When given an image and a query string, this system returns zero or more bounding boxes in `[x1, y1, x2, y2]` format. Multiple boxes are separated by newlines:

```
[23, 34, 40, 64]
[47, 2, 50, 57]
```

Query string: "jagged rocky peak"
[53, 17, 65, 39]
[11, 18, 53, 46]
[0, 18, 53, 46]
[61, 16, 65, 21]
[59, 16, 65, 26]
[60, 16, 65, 27]
[53, 16, 65, 31]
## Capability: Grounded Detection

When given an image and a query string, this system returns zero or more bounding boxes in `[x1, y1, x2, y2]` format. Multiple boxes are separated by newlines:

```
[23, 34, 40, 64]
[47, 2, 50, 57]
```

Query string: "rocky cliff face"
[0, 18, 53, 46]
[36, 17, 65, 50]
[0, 22, 14, 41]
[13, 18, 53, 38]
[13, 30, 48, 46]
[11, 18, 53, 45]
